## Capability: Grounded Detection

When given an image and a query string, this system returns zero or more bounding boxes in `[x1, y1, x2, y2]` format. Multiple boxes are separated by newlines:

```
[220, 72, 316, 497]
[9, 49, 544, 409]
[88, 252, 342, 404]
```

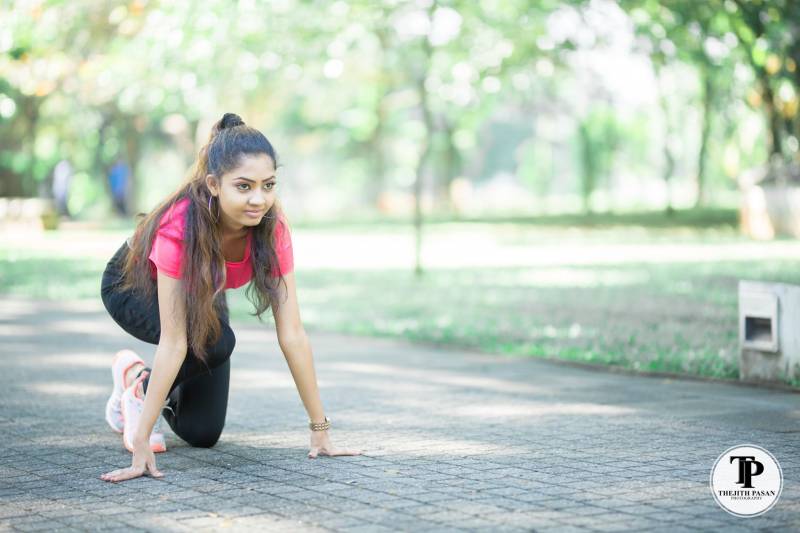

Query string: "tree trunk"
[653, 62, 675, 215]
[414, 71, 433, 278]
[366, 88, 387, 208]
[695, 66, 713, 207]
[732, 0, 784, 158]
[578, 122, 595, 215]
[411, 15, 435, 278]
[94, 114, 112, 200]
[20, 95, 41, 197]
[124, 123, 141, 216]
[366, 27, 390, 209]
[438, 119, 461, 215]
[760, 79, 783, 157]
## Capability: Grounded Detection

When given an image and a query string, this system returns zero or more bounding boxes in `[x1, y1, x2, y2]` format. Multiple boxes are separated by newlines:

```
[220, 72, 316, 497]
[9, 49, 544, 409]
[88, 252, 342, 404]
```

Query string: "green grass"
[224, 260, 798, 386]
[2, 214, 799, 389]
[285, 206, 741, 231]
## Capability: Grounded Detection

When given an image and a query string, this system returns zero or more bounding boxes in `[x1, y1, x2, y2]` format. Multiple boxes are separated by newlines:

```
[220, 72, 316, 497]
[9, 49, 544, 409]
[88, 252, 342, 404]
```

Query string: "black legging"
[100, 240, 235, 448]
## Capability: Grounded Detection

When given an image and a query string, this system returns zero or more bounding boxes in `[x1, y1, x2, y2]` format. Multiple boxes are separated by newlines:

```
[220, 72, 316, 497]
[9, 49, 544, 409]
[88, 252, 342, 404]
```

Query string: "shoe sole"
[106, 349, 145, 434]
[105, 394, 123, 434]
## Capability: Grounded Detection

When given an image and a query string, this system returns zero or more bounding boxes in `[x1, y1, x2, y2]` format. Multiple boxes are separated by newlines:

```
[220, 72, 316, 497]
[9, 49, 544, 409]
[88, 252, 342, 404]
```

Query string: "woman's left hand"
[308, 430, 362, 458]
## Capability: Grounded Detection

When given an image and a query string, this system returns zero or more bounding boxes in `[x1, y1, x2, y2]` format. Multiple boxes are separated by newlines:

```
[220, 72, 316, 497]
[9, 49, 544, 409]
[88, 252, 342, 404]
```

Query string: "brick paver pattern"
[1, 298, 798, 532]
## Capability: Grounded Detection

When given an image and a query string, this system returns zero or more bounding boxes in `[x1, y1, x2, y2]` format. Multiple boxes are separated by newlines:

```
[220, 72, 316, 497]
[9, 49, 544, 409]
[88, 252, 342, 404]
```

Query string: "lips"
[244, 210, 264, 218]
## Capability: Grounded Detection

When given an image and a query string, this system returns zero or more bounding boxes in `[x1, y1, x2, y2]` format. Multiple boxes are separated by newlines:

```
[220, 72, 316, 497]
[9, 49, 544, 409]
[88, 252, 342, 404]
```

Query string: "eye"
[237, 182, 275, 191]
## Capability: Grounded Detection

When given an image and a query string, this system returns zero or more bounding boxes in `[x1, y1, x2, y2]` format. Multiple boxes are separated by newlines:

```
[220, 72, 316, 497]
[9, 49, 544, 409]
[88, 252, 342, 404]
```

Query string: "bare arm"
[134, 270, 188, 444]
[101, 270, 188, 481]
[271, 271, 361, 458]
[271, 272, 326, 423]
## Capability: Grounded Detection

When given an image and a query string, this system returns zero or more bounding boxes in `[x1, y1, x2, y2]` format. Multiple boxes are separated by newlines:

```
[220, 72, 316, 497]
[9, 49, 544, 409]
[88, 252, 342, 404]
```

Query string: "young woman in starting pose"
[99, 113, 361, 482]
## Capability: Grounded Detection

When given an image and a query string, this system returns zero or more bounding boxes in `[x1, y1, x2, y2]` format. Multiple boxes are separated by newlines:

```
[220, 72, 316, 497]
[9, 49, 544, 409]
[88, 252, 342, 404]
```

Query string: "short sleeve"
[148, 231, 183, 279]
[147, 199, 188, 279]
[270, 215, 294, 278]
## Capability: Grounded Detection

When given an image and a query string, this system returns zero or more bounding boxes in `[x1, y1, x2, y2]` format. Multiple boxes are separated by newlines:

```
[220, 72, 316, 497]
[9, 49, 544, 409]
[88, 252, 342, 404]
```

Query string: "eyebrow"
[235, 176, 276, 183]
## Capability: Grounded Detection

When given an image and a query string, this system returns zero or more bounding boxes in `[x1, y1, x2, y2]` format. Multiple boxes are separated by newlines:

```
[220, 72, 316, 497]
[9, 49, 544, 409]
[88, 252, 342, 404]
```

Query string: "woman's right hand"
[100, 438, 164, 482]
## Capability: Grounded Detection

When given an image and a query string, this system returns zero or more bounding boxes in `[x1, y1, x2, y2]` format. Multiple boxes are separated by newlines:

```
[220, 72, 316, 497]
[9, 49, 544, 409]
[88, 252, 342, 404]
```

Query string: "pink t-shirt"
[148, 197, 294, 289]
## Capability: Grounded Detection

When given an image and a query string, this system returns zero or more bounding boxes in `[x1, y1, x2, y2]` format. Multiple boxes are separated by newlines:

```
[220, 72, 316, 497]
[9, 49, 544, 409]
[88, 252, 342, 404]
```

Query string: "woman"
[99, 113, 361, 483]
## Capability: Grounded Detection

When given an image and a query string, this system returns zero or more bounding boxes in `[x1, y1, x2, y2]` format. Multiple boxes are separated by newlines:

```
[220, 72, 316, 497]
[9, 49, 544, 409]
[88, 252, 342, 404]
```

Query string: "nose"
[248, 191, 268, 208]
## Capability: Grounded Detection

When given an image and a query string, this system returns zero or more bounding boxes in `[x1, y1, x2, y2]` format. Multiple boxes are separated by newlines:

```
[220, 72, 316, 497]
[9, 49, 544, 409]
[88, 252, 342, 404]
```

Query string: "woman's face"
[207, 153, 277, 235]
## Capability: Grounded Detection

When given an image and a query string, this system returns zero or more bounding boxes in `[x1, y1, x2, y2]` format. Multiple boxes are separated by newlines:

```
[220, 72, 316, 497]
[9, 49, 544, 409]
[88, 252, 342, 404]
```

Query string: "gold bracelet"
[308, 416, 330, 431]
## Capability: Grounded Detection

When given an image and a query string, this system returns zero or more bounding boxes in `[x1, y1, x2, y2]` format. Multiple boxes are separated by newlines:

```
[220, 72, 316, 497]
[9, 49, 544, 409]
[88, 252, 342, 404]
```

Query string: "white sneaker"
[120, 371, 167, 453]
[105, 349, 145, 434]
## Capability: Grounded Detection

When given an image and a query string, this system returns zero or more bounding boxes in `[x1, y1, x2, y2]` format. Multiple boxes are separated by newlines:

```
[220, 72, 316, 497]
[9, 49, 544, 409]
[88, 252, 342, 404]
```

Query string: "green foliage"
[0, 0, 797, 216]
[623, 0, 800, 162]
[576, 104, 621, 211]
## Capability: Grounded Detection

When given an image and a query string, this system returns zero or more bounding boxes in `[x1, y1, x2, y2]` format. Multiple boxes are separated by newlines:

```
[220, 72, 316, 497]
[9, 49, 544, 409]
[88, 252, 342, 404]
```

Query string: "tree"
[621, 0, 800, 200]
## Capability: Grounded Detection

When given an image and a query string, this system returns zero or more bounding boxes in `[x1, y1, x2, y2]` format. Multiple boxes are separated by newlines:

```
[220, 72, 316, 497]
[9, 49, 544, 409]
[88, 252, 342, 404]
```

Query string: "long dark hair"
[118, 113, 288, 366]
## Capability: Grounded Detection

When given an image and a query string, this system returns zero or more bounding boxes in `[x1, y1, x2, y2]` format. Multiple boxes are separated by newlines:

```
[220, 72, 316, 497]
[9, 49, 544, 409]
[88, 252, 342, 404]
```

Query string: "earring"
[207, 195, 219, 222]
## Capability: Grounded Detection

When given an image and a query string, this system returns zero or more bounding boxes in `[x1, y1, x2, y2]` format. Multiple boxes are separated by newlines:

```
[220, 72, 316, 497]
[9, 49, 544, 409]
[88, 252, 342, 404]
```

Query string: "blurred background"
[2, 0, 799, 386]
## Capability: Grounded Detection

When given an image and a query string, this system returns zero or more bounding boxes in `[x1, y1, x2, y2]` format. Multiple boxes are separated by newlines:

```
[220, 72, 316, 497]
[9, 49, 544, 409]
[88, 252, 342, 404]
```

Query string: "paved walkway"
[1, 297, 798, 532]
